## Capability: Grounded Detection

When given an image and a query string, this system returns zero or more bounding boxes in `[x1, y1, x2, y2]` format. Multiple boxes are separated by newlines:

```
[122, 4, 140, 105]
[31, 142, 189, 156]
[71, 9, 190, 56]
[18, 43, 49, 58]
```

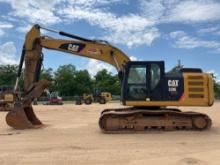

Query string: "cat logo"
[59, 43, 85, 53]
[68, 44, 79, 52]
[168, 80, 179, 87]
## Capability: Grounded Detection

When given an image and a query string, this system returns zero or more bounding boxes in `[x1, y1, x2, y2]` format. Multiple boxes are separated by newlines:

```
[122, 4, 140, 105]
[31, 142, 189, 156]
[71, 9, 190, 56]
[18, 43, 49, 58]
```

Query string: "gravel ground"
[0, 102, 220, 165]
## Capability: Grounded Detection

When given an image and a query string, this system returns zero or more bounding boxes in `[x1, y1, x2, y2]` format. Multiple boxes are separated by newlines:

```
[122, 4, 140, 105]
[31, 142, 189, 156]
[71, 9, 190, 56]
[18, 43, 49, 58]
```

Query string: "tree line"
[0, 64, 120, 96]
[0, 64, 220, 99]
[214, 78, 220, 99]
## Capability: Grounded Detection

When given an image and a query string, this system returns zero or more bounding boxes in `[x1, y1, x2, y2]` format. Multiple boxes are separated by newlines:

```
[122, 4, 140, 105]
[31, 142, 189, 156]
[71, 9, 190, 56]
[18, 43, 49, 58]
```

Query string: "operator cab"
[121, 61, 184, 104]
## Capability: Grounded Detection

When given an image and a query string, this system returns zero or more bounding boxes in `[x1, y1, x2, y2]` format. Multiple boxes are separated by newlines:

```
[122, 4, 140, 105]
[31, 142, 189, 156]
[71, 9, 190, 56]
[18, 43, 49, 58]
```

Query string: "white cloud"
[0, 29, 4, 37]
[168, 0, 220, 23]
[130, 56, 138, 61]
[105, 27, 160, 48]
[169, 31, 220, 51]
[1, 0, 160, 47]
[0, 22, 13, 37]
[1, 0, 123, 26]
[198, 27, 220, 35]
[0, 42, 17, 65]
[140, 0, 220, 23]
[68, 0, 122, 7]
[86, 59, 114, 76]
[59, 0, 220, 47]
[59, 4, 158, 47]
[2, 0, 220, 49]
[139, 0, 167, 22]
[86, 55, 140, 76]
[0, 22, 13, 29]
[16, 25, 32, 33]
[2, 0, 62, 25]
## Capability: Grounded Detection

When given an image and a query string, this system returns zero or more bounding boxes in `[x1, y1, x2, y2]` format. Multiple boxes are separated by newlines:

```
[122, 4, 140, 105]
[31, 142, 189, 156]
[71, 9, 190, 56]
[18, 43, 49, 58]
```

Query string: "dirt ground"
[0, 102, 220, 165]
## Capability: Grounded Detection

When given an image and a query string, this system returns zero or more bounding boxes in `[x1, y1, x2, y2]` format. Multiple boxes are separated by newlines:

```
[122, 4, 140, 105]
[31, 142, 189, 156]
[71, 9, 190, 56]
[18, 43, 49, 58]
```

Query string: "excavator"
[6, 24, 214, 132]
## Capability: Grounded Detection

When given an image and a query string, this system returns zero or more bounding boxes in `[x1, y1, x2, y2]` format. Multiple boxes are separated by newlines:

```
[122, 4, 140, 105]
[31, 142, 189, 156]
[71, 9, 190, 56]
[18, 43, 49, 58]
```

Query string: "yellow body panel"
[100, 92, 112, 101]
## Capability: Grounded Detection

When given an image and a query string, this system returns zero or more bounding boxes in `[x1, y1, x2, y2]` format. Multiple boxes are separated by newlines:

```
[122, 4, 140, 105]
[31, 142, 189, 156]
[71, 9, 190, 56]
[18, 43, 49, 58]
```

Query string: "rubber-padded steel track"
[99, 108, 212, 133]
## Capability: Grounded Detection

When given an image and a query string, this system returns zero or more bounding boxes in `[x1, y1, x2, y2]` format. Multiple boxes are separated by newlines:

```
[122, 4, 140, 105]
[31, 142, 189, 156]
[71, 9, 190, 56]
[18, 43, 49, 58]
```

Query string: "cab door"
[125, 63, 149, 101]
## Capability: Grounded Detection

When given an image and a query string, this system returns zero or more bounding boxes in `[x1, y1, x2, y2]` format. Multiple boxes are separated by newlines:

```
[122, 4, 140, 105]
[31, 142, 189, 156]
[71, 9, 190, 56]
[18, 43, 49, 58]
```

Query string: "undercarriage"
[99, 107, 212, 133]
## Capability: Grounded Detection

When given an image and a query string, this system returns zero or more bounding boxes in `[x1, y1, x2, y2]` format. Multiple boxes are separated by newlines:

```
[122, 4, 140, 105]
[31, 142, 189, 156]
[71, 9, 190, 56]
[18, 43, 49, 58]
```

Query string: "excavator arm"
[6, 24, 130, 129]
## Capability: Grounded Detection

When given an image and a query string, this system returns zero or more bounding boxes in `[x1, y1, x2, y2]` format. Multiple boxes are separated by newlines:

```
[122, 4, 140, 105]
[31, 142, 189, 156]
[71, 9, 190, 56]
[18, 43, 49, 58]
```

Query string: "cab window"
[128, 66, 146, 84]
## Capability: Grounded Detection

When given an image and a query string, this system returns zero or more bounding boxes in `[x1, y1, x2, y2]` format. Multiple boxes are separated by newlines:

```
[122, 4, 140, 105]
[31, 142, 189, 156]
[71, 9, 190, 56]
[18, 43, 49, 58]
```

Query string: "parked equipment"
[45, 91, 63, 105]
[75, 92, 112, 105]
[46, 92, 63, 105]
[6, 25, 214, 132]
[0, 86, 15, 111]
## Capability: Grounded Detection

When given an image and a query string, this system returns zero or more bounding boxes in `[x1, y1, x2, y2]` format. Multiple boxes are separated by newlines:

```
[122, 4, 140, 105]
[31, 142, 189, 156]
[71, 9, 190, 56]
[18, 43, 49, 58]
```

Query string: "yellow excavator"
[6, 25, 214, 132]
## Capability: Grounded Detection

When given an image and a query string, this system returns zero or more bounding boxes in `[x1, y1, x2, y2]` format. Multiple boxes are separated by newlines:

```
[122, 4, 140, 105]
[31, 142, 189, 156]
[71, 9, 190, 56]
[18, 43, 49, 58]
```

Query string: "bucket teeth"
[6, 102, 43, 129]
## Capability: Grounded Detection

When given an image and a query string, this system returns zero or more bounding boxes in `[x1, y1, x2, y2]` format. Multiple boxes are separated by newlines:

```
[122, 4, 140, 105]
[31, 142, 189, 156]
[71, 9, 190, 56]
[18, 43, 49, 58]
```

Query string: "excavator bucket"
[6, 103, 43, 129]
[6, 80, 51, 129]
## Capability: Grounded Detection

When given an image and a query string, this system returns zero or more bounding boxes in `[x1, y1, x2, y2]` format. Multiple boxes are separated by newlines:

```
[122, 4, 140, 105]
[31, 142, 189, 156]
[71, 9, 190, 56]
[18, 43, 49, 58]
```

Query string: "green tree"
[40, 67, 54, 92]
[95, 69, 120, 95]
[74, 70, 93, 95]
[214, 80, 220, 99]
[0, 64, 122, 97]
[40, 68, 53, 81]
[0, 65, 18, 86]
[53, 64, 77, 96]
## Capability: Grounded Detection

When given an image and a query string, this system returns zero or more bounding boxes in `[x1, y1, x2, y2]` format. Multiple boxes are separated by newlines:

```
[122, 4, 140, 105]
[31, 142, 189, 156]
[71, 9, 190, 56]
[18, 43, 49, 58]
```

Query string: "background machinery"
[6, 25, 214, 132]
[0, 86, 15, 111]
[44, 90, 63, 105]
[75, 91, 112, 105]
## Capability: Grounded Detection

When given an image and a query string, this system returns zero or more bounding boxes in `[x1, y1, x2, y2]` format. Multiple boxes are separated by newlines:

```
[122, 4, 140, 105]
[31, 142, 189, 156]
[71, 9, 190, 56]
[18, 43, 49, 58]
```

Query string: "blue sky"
[0, 0, 220, 81]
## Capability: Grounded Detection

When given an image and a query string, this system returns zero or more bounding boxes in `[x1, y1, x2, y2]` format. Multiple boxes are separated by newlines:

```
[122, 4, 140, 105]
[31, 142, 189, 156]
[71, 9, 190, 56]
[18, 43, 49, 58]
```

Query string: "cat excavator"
[6, 24, 214, 132]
